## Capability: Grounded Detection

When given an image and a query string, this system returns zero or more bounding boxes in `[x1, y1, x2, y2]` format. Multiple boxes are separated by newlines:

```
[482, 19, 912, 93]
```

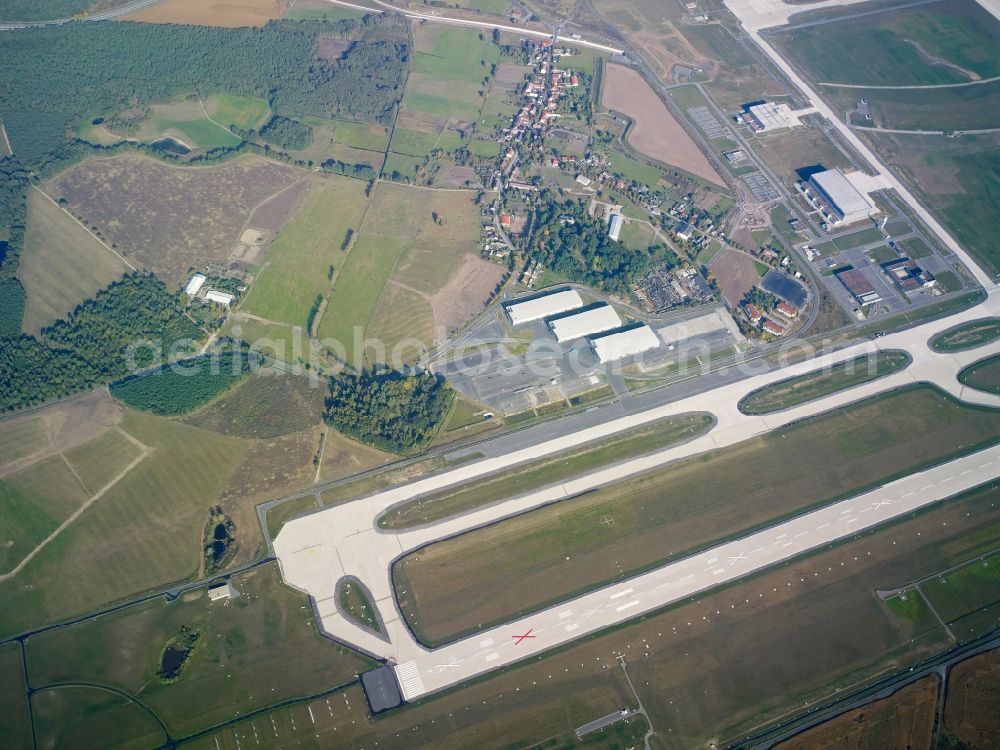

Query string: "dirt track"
[601, 64, 724, 186]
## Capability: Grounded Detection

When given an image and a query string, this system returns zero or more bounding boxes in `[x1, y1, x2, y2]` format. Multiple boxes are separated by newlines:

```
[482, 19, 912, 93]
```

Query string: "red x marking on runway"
[512, 629, 536, 645]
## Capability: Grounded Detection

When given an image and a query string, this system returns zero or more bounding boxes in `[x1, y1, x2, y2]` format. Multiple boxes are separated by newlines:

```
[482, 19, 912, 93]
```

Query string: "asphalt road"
[0, 0, 161, 29]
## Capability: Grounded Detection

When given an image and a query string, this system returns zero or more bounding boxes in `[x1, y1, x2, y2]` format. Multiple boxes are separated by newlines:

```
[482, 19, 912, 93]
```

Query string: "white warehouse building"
[547, 304, 621, 342]
[504, 289, 583, 326]
[184, 274, 206, 296]
[607, 213, 624, 241]
[804, 169, 877, 225]
[590, 324, 661, 363]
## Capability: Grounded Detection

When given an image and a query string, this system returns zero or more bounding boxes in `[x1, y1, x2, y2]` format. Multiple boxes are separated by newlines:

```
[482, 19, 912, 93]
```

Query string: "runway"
[393, 444, 1000, 699]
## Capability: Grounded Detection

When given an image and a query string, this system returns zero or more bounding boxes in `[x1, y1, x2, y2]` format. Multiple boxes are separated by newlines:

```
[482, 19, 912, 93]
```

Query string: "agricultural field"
[0, 408, 249, 637]
[17, 188, 130, 334]
[775, 676, 938, 750]
[46, 155, 303, 286]
[125, 0, 291, 26]
[387, 25, 504, 175]
[182, 369, 325, 438]
[316, 181, 500, 367]
[285, 0, 375, 21]
[960, 354, 1000, 395]
[930, 318, 1000, 352]
[944, 648, 1000, 747]
[394, 385, 1000, 644]
[184, 483, 999, 750]
[378, 413, 713, 528]
[602, 64, 724, 186]
[242, 175, 369, 328]
[20, 565, 372, 741]
[738, 351, 911, 414]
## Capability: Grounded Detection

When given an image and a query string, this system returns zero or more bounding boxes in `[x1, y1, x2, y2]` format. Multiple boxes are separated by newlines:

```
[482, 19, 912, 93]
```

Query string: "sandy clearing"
[601, 63, 725, 186]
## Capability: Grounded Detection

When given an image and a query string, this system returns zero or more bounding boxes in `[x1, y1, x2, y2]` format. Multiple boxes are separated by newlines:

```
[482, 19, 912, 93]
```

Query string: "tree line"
[0, 273, 202, 412]
[324, 369, 454, 454]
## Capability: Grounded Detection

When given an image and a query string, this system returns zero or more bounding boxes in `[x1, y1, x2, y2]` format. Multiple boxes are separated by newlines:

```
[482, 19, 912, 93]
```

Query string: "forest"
[110, 349, 256, 416]
[0, 273, 202, 412]
[0, 16, 408, 167]
[527, 194, 667, 296]
[324, 370, 454, 454]
[259, 116, 315, 151]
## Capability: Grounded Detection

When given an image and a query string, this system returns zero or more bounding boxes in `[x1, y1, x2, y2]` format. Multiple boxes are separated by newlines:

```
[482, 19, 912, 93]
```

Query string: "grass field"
[183, 370, 325, 439]
[364, 282, 436, 365]
[243, 175, 369, 327]
[772, 0, 999, 85]
[0, 409, 247, 638]
[32, 686, 166, 750]
[378, 414, 713, 529]
[18, 188, 129, 333]
[0, 643, 30, 750]
[319, 233, 407, 366]
[959, 354, 1000, 395]
[23, 564, 372, 739]
[930, 318, 1000, 352]
[265, 494, 319, 539]
[0, 415, 49, 465]
[181, 483, 1000, 750]
[394, 385, 1000, 644]
[285, 0, 373, 21]
[738, 351, 911, 414]
[922, 551, 1000, 625]
[338, 578, 382, 633]
[204, 93, 270, 132]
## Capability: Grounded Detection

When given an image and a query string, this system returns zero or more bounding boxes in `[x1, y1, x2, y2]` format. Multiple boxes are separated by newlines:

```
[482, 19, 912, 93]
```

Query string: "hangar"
[802, 169, 877, 226]
[547, 304, 621, 342]
[504, 289, 583, 326]
[590, 324, 661, 362]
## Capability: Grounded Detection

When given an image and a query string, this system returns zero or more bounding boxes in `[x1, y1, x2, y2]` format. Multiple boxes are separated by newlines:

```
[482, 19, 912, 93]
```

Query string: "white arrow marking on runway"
[432, 659, 461, 672]
[872, 499, 891, 510]
[582, 604, 604, 618]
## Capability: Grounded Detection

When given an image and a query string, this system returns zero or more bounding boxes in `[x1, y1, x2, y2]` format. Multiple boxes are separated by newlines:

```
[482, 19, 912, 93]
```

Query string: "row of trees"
[527, 193, 667, 296]
[0, 16, 408, 168]
[324, 369, 454, 454]
[0, 273, 202, 412]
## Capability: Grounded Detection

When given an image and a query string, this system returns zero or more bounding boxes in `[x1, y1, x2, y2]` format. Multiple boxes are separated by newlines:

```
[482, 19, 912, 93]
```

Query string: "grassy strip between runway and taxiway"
[337, 579, 383, 635]
[959, 354, 1000, 395]
[377, 413, 714, 529]
[930, 318, 1000, 353]
[737, 350, 911, 415]
[393, 384, 1000, 646]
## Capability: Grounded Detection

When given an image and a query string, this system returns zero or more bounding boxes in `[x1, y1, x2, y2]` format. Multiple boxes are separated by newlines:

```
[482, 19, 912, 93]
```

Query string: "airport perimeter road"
[393, 445, 1000, 699]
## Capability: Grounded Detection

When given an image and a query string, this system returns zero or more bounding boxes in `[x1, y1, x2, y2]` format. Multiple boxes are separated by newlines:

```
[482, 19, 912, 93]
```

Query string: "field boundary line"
[30, 185, 137, 272]
[0, 429, 151, 582]
[197, 93, 241, 139]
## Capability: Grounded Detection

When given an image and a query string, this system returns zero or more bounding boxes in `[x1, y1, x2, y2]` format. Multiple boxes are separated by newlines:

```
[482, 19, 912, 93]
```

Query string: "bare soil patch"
[431, 254, 504, 335]
[124, 0, 290, 27]
[0, 391, 122, 478]
[47, 155, 301, 286]
[777, 676, 937, 750]
[601, 63, 724, 186]
[316, 37, 357, 63]
[710, 247, 760, 306]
